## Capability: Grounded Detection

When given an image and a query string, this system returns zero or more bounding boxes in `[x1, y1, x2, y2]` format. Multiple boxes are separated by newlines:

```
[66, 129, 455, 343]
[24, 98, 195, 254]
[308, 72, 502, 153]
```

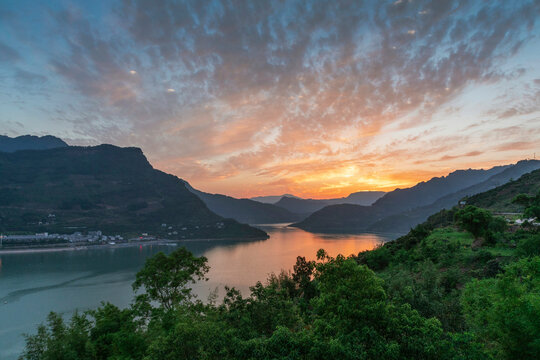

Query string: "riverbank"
[0, 236, 269, 255]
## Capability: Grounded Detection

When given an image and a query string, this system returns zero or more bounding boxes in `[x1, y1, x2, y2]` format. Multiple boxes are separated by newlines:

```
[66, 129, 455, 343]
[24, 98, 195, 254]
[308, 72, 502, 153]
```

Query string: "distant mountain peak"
[250, 194, 301, 204]
[0, 134, 68, 152]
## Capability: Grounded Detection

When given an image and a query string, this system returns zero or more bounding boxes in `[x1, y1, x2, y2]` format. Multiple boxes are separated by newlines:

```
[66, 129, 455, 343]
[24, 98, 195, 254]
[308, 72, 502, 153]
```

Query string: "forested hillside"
[20, 171, 540, 359]
[0, 145, 266, 239]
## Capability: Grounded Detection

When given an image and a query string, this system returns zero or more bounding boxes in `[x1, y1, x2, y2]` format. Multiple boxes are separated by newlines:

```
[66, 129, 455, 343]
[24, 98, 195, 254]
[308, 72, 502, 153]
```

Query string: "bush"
[462, 257, 540, 359]
[516, 234, 540, 257]
[454, 206, 493, 238]
[358, 245, 391, 271]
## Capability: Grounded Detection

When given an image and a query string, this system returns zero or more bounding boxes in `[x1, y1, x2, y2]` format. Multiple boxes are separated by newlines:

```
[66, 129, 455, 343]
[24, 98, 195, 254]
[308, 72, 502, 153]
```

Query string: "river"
[0, 224, 394, 359]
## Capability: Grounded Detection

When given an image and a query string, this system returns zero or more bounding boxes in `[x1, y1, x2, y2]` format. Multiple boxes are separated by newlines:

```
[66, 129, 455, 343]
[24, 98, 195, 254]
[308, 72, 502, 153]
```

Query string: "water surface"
[0, 224, 392, 359]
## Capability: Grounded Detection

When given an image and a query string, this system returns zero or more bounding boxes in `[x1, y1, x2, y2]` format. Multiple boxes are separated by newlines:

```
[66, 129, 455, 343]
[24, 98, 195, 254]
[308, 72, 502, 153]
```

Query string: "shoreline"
[0, 236, 269, 255]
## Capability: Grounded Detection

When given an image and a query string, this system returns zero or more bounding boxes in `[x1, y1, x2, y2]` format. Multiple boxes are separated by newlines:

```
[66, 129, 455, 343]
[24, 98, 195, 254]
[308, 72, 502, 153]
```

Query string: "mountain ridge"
[0, 134, 68, 152]
[0, 144, 267, 239]
[274, 191, 386, 214]
[367, 159, 540, 232]
[292, 160, 540, 233]
[185, 184, 304, 224]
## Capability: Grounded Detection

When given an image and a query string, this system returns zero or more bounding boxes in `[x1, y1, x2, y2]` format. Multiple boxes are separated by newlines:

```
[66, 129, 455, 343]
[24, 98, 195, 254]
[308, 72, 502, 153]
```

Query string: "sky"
[0, 0, 539, 199]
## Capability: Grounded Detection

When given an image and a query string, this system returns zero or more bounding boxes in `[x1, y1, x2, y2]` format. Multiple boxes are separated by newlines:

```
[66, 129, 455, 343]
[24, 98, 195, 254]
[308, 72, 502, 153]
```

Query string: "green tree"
[513, 191, 540, 220]
[524, 205, 540, 220]
[454, 206, 493, 239]
[292, 256, 316, 300]
[132, 247, 209, 310]
[462, 257, 540, 359]
[19, 312, 92, 360]
[512, 193, 532, 207]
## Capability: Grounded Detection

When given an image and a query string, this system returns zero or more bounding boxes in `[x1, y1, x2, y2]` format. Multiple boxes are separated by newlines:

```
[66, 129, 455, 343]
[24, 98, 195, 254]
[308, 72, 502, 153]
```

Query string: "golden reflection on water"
[202, 224, 387, 290]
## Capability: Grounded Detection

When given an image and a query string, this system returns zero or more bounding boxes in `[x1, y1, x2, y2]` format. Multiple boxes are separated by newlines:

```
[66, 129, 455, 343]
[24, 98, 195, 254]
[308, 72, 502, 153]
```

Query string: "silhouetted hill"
[185, 186, 304, 224]
[291, 204, 384, 232]
[0, 145, 266, 239]
[343, 191, 386, 205]
[274, 197, 328, 214]
[0, 135, 68, 152]
[250, 194, 300, 204]
[371, 165, 509, 214]
[368, 160, 540, 232]
[275, 191, 386, 214]
[293, 161, 540, 233]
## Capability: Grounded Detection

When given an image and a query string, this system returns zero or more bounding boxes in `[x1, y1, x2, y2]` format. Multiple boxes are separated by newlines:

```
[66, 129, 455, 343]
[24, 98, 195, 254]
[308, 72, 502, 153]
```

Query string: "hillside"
[290, 204, 384, 232]
[467, 168, 540, 211]
[293, 160, 540, 233]
[274, 197, 327, 215]
[274, 191, 386, 214]
[368, 160, 540, 232]
[354, 170, 540, 358]
[22, 168, 540, 360]
[371, 165, 509, 214]
[186, 186, 304, 224]
[0, 135, 68, 152]
[0, 145, 266, 239]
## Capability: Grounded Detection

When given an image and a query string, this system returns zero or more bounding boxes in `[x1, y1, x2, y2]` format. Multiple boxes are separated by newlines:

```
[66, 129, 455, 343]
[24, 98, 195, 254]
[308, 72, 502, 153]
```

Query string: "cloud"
[0, 41, 20, 62]
[438, 151, 483, 161]
[497, 141, 539, 152]
[14, 68, 47, 84]
[1, 0, 539, 197]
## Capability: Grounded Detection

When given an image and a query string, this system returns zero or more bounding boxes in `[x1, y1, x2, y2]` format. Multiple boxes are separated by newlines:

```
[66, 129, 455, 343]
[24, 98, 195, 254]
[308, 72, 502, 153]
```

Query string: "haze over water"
[0, 224, 391, 360]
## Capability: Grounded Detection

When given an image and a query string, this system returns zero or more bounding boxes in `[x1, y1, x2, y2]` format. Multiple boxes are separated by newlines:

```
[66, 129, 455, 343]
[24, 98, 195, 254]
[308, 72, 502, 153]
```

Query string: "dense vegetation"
[21, 201, 540, 359]
[20, 248, 487, 360]
[355, 200, 540, 358]
[0, 145, 267, 239]
[19, 169, 540, 359]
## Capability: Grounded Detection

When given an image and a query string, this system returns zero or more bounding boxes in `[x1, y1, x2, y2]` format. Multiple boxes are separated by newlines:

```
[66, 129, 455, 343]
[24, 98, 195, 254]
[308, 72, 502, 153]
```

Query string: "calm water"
[0, 224, 392, 359]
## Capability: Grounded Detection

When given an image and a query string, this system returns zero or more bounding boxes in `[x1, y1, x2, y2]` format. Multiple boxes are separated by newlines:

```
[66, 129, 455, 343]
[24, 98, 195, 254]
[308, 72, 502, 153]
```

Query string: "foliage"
[454, 206, 496, 239]
[132, 247, 209, 310]
[21, 246, 490, 360]
[462, 257, 540, 359]
[20, 163, 540, 360]
[513, 191, 540, 220]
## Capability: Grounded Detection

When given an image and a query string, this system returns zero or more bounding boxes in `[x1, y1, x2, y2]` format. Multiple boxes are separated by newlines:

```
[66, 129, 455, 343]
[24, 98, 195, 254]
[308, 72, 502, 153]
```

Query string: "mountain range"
[292, 160, 540, 234]
[185, 188, 385, 224]
[3, 134, 538, 236]
[185, 185, 304, 224]
[0, 144, 266, 239]
[273, 191, 386, 214]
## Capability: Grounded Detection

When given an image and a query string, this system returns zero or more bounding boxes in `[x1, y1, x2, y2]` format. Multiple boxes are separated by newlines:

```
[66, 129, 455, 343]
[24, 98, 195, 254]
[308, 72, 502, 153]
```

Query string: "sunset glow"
[1, 1, 539, 198]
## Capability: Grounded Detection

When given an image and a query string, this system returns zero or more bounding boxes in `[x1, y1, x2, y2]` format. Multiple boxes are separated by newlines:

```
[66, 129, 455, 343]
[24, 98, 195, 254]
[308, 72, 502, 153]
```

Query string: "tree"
[132, 247, 209, 310]
[19, 312, 93, 360]
[513, 191, 540, 220]
[462, 257, 540, 359]
[454, 206, 493, 239]
[512, 193, 532, 207]
[524, 205, 540, 220]
[292, 256, 316, 300]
